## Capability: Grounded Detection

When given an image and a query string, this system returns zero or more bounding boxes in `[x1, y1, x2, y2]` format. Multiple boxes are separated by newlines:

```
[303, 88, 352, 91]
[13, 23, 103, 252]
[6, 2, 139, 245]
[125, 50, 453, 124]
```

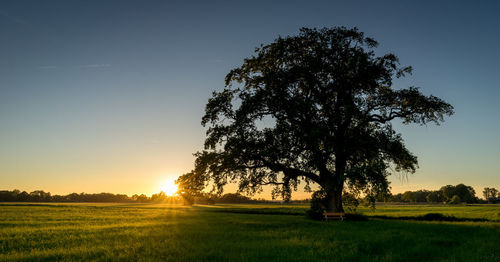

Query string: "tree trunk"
[320, 147, 346, 213]
[323, 153, 346, 213]
[325, 188, 344, 213]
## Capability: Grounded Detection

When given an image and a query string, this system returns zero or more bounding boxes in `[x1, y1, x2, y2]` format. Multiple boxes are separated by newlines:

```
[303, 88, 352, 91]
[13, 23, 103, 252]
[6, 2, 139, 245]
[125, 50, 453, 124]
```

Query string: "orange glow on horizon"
[160, 177, 178, 196]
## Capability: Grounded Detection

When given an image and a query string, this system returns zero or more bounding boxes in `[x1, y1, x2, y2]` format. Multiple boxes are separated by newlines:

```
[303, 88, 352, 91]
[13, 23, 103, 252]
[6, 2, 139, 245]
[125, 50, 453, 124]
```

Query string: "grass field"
[0, 203, 499, 261]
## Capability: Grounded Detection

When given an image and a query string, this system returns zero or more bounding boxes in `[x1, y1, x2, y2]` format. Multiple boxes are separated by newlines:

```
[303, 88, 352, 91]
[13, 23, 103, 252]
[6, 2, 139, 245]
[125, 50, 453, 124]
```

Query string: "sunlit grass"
[0, 203, 498, 261]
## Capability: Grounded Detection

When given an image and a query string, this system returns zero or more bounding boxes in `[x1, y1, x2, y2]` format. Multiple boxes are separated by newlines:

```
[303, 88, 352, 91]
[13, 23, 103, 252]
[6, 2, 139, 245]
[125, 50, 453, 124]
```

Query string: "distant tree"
[151, 192, 167, 202]
[401, 191, 416, 202]
[483, 187, 498, 202]
[440, 184, 477, 203]
[177, 27, 453, 213]
[18, 191, 29, 201]
[66, 193, 80, 202]
[195, 193, 217, 204]
[52, 194, 67, 202]
[115, 194, 131, 202]
[454, 184, 477, 203]
[0, 191, 16, 201]
[440, 185, 455, 201]
[364, 189, 390, 204]
[413, 190, 430, 202]
[29, 190, 51, 202]
[426, 191, 444, 203]
[136, 194, 149, 202]
[389, 193, 404, 202]
[217, 193, 253, 203]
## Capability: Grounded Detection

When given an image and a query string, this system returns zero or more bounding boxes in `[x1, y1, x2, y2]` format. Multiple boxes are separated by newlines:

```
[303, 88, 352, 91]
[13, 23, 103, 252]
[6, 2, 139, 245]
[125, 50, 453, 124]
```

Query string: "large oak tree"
[177, 27, 453, 212]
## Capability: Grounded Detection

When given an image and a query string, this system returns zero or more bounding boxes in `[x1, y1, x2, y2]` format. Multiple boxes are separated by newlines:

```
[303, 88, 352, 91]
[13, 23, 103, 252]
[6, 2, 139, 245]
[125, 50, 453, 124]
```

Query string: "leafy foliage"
[483, 187, 498, 202]
[179, 27, 453, 212]
[388, 184, 478, 204]
[440, 184, 477, 203]
[306, 190, 327, 219]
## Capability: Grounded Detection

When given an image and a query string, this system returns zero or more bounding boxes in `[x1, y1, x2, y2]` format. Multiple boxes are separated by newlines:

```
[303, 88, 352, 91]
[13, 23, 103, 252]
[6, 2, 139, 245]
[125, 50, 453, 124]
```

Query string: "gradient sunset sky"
[1, 0, 499, 198]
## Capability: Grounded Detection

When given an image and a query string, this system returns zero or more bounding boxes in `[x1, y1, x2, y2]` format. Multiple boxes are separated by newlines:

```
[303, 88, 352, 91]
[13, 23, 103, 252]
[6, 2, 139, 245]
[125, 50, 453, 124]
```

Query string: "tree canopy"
[482, 187, 498, 202]
[177, 27, 453, 213]
[440, 184, 476, 203]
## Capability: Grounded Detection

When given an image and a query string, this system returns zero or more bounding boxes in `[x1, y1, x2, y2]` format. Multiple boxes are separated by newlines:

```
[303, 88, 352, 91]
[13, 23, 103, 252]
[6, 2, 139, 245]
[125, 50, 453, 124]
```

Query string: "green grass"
[0, 203, 499, 261]
[204, 203, 500, 221]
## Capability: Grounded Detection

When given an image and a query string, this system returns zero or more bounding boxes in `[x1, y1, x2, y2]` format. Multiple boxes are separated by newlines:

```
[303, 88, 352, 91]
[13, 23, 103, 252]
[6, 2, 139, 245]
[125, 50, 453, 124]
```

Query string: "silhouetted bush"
[345, 213, 368, 221]
[306, 190, 326, 220]
[420, 213, 452, 221]
[372, 213, 488, 222]
[216, 193, 255, 203]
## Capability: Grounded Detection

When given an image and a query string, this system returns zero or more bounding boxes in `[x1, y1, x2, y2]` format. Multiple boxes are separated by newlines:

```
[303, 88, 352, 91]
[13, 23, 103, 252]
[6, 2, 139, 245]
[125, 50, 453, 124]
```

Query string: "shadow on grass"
[197, 206, 306, 216]
[197, 206, 492, 223]
[196, 206, 369, 221]
[371, 213, 489, 222]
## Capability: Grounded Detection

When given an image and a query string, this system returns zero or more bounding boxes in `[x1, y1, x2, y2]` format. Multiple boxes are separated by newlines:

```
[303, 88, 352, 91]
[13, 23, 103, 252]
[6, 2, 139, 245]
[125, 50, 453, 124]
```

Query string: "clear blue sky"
[1, 0, 498, 197]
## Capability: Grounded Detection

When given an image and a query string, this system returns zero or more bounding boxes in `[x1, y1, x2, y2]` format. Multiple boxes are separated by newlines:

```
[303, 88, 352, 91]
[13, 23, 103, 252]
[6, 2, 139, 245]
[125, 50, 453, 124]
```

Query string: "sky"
[0, 0, 499, 198]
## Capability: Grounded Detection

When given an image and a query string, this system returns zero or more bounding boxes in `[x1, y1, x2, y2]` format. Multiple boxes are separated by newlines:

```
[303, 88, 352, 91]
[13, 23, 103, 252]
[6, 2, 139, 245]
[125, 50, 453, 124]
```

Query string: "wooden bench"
[323, 212, 345, 221]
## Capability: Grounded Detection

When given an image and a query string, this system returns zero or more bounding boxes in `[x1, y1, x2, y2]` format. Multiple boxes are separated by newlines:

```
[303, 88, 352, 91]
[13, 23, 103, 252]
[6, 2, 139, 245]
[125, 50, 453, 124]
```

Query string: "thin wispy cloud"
[208, 59, 224, 63]
[79, 64, 111, 68]
[36, 64, 111, 70]
[38, 65, 57, 69]
[0, 9, 28, 25]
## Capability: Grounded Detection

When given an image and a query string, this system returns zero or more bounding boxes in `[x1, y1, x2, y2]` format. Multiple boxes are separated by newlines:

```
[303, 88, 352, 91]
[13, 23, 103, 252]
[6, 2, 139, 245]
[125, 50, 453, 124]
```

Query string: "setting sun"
[160, 178, 178, 196]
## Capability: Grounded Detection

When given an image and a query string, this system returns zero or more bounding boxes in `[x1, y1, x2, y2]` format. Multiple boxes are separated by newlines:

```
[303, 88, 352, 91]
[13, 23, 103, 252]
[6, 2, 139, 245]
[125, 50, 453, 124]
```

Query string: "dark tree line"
[178, 183, 495, 206]
[186, 193, 266, 205]
[0, 190, 183, 203]
[1, 184, 494, 204]
[0, 189, 304, 205]
[0, 190, 279, 205]
[380, 184, 481, 204]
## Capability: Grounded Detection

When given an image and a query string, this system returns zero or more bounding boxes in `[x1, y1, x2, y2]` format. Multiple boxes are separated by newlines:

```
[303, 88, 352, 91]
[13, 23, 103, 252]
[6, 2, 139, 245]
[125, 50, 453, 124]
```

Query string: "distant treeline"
[378, 184, 499, 204]
[1, 184, 498, 204]
[0, 190, 302, 204]
[0, 190, 183, 203]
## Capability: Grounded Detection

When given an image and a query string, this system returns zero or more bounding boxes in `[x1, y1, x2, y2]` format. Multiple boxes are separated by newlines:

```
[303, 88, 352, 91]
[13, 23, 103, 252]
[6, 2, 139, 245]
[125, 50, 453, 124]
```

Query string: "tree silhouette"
[483, 187, 498, 202]
[178, 27, 453, 213]
[440, 184, 477, 203]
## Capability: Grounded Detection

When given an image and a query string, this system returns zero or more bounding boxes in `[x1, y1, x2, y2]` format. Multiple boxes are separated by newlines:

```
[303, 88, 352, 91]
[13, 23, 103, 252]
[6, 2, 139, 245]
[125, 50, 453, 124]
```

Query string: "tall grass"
[0, 203, 498, 261]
